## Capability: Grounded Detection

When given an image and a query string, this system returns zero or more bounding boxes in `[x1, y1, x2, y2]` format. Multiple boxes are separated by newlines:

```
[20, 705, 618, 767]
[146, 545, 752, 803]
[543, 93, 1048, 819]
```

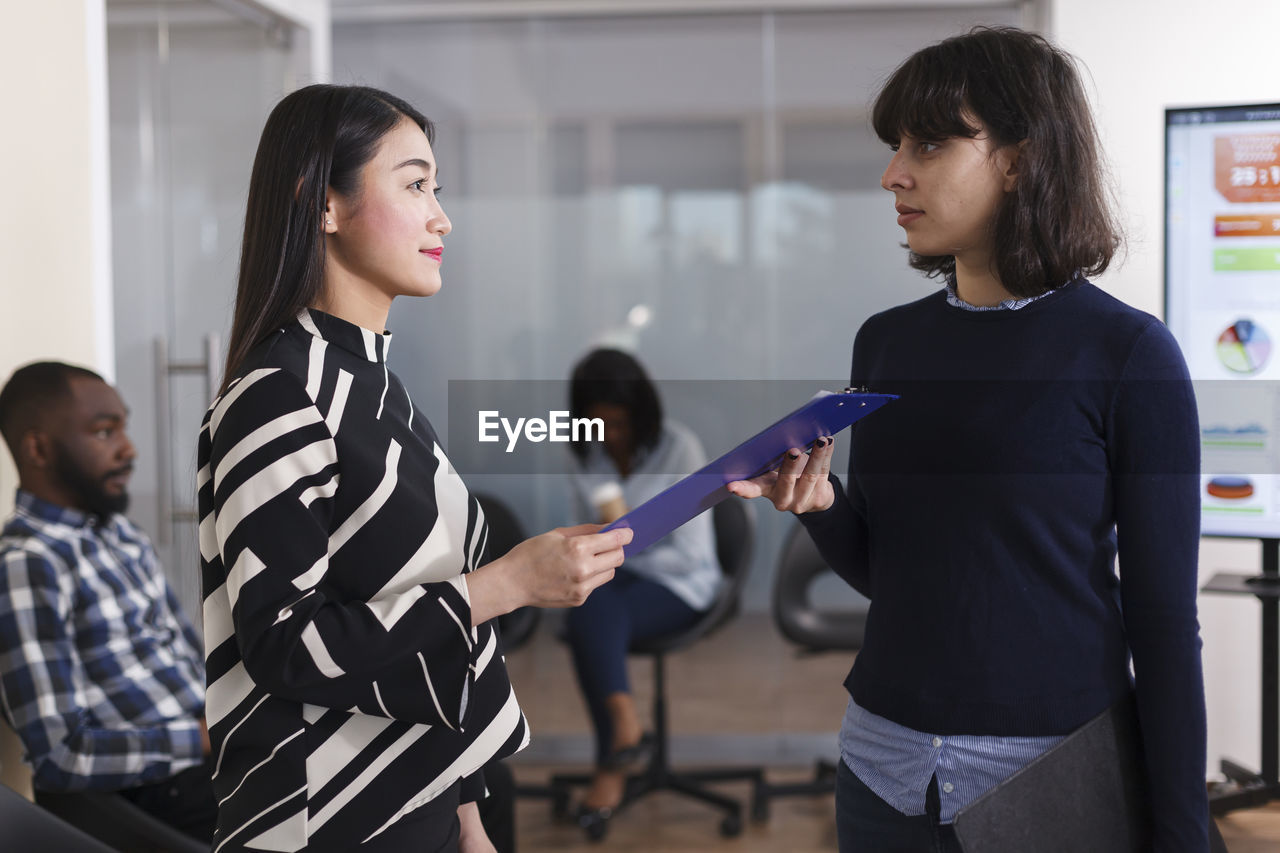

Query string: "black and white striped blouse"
[198, 308, 528, 851]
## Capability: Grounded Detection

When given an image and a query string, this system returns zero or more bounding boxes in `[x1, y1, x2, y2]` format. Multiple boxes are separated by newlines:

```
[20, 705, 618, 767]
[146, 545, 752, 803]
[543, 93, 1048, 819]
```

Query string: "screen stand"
[1202, 537, 1280, 814]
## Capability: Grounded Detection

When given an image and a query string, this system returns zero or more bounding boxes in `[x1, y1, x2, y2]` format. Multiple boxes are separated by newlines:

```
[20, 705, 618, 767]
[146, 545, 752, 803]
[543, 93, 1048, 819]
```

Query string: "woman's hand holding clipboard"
[602, 389, 896, 558]
[726, 433, 839, 513]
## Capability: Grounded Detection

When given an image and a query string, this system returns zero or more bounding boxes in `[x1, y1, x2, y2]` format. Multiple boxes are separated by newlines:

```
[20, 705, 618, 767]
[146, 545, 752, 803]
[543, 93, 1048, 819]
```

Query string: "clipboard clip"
[842, 386, 881, 407]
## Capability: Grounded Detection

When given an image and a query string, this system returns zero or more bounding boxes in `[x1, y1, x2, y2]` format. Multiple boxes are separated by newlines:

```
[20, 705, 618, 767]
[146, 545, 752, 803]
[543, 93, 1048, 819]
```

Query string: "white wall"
[0, 0, 113, 515]
[0, 0, 112, 797]
[1051, 0, 1280, 785]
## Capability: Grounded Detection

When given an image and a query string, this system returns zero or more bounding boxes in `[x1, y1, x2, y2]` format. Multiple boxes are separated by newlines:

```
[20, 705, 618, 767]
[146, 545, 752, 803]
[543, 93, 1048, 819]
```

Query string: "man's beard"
[52, 446, 130, 520]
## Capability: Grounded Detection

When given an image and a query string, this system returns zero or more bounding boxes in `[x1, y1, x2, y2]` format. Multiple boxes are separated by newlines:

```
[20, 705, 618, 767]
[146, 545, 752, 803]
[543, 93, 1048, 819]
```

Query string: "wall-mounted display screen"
[1166, 103, 1280, 537]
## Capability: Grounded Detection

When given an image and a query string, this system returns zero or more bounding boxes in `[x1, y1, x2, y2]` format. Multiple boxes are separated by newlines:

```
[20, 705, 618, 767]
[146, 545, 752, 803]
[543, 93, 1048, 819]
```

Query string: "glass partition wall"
[107, 1, 300, 620]
[334, 5, 1023, 609]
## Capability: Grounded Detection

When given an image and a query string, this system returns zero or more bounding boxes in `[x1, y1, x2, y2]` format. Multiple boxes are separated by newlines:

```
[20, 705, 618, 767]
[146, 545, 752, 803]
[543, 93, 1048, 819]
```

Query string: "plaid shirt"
[0, 490, 206, 791]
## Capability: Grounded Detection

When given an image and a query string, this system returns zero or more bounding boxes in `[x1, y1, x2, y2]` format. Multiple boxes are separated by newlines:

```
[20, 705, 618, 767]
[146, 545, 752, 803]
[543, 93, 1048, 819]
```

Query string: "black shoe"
[600, 732, 653, 771]
[574, 803, 613, 841]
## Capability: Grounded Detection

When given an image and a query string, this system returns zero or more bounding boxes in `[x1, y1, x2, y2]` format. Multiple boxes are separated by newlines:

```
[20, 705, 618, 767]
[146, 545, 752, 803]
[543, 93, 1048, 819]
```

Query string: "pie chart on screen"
[1217, 319, 1271, 375]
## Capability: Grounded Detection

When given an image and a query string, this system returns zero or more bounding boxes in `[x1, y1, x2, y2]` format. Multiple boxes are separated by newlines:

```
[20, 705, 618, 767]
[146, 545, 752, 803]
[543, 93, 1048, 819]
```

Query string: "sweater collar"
[296, 308, 392, 364]
[943, 276, 1055, 312]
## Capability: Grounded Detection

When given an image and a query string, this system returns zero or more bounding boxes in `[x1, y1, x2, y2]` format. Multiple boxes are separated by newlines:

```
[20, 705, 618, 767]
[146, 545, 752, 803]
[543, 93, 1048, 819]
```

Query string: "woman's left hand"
[726, 436, 837, 514]
[457, 802, 497, 853]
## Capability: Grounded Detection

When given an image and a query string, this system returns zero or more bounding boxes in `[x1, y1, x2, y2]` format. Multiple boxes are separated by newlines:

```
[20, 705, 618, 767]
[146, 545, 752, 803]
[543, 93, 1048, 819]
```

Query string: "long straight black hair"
[220, 84, 434, 394]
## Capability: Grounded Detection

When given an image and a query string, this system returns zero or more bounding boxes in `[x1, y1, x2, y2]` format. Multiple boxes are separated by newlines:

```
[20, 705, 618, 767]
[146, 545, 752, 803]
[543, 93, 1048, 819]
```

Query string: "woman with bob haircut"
[730, 27, 1210, 851]
[197, 84, 630, 852]
[561, 348, 721, 825]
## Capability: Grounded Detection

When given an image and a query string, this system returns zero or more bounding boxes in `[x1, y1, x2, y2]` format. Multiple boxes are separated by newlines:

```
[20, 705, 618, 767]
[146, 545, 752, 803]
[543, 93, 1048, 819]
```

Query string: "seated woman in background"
[563, 348, 722, 820]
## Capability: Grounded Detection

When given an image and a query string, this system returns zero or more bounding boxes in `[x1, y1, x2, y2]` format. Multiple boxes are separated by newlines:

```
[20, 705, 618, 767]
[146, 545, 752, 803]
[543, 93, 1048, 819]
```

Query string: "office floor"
[505, 613, 1280, 852]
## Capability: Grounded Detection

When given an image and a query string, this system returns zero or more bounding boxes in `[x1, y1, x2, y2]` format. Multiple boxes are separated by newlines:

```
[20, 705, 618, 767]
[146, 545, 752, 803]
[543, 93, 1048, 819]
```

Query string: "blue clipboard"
[603, 389, 896, 557]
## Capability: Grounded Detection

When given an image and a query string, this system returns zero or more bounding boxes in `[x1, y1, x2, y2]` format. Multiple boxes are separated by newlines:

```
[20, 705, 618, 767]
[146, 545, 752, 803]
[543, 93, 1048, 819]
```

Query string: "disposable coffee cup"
[590, 481, 626, 523]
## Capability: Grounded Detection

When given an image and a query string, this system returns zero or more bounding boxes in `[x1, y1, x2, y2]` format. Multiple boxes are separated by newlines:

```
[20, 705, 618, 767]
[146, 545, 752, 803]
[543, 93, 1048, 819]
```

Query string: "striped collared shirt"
[943, 277, 1055, 311]
[840, 699, 1063, 822]
[838, 278, 1064, 821]
[0, 490, 206, 791]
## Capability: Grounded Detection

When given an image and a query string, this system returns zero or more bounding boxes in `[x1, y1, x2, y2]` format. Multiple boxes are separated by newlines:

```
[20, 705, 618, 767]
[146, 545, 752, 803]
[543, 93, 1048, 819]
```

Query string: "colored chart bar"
[1216, 215, 1280, 237]
[1214, 248, 1280, 271]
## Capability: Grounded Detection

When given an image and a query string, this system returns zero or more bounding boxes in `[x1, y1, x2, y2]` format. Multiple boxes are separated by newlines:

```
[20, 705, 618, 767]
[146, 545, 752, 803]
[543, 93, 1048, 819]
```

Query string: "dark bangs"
[873, 27, 1030, 149]
[872, 51, 986, 148]
[872, 27, 1121, 298]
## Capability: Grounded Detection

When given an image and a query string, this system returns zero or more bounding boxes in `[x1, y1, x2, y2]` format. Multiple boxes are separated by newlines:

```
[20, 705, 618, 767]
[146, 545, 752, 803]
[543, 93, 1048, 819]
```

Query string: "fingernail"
[788, 452, 800, 460]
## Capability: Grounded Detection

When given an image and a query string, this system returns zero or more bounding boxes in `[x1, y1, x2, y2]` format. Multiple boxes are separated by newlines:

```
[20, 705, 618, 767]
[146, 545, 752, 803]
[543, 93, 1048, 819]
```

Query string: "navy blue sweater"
[801, 279, 1208, 849]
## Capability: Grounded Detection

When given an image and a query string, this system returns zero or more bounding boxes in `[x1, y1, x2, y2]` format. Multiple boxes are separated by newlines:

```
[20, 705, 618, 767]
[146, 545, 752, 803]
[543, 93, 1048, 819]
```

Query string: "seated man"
[0, 361, 215, 842]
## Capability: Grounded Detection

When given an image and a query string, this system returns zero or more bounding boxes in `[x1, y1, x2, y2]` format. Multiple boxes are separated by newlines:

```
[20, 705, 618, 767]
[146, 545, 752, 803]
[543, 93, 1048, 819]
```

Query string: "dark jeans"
[117, 755, 218, 842]
[564, 568, 701, 763]
[836, 759, 963, 853]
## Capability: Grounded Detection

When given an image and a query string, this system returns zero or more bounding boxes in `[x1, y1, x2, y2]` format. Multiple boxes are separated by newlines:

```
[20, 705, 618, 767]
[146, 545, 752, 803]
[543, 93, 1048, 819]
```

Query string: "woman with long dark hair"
[561, 348, 721, 824]
[730, 28, 1209, 851]
[197, 84, 630, 852]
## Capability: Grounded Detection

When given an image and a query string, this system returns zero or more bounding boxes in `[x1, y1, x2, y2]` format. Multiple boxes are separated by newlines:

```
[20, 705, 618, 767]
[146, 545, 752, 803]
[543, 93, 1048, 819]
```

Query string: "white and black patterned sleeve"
[199, 366, 479, 730]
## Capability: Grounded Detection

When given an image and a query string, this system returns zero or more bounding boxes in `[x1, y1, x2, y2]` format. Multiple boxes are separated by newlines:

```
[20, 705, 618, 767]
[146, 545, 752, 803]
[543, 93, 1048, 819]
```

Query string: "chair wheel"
[583, 813, 609, 842]
[720, 814, 742, 837]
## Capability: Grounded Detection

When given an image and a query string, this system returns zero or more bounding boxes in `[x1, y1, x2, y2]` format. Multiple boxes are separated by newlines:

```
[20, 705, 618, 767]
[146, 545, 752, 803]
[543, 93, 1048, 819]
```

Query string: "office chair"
[550, 495, 764, 841]
[753, 520, 869, 818]
[474, 492, 542, 651]
[772, 519, 868, 653]
[34, 788, 207, 853]
[0, 782, 116, 852]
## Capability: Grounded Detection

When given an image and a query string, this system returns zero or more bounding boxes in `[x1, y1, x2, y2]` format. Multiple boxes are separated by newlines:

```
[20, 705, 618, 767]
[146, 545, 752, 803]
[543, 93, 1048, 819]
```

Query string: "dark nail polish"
[788, 452, 800, 460]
